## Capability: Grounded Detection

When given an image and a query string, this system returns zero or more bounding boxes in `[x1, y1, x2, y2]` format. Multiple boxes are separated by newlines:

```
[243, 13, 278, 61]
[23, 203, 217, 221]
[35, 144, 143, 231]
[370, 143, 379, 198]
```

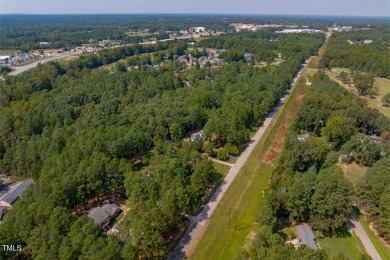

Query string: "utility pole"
[228, 207, 231, 228]
[235, 210, 238, 232]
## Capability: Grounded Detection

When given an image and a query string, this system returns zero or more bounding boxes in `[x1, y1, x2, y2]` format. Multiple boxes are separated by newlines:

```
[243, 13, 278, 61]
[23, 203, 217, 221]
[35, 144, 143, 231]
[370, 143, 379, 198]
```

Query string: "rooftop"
[0, 180, 34, 206]
[88, 207, 110, 226]
[295, 224, 317, 250]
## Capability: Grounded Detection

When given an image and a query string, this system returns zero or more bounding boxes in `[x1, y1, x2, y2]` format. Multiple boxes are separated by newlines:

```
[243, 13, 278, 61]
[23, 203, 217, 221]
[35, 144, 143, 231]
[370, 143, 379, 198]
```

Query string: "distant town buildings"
[231, 23, 282, 32]
[363, 39, 373, 44]
[328, 24, 353, 32]
[276, 29, 323, 34]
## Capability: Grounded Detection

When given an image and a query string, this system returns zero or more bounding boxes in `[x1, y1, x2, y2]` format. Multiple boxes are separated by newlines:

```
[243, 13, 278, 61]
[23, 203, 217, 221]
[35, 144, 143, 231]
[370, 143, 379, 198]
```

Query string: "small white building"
[194, 27, 206, 33]
[0, 56, 11, 64]
[363, 39, 373, 44]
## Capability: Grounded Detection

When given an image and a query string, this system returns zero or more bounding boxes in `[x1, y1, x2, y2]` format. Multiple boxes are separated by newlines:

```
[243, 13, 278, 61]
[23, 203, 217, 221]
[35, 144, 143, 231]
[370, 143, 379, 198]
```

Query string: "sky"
[0, 0, 389, 17]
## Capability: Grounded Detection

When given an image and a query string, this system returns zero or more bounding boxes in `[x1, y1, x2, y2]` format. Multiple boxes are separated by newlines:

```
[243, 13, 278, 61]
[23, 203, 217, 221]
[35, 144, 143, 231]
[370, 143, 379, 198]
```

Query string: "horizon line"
[0, 13, 388, 18]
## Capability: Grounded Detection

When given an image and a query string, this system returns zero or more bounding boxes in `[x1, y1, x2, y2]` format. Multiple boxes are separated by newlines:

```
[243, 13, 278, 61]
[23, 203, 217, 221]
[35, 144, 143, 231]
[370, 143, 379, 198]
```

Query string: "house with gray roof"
[0, 180, 33, 208]
[102, 204, 120, 218]
[295, 224, 317, 250]
[88, 207, 111, 229]
[191, 130, 204, 142]
[87, 203, 122, 229]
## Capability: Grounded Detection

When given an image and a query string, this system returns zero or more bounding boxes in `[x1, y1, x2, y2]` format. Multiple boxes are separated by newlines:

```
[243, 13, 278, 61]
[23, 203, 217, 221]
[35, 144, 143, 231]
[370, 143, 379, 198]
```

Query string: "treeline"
[321, 28, 390, 78]
[240, 71, 389, 258]
[0, 33, 322, 258]
[0, 40, 187, 105]
[198, 31, 324, 63]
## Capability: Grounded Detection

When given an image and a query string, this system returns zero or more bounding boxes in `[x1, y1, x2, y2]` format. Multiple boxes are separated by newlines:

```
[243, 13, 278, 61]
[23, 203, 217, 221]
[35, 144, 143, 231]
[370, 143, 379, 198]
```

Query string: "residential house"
[297, 133, 310, 141]
[87, 203, 122, 229]
[244, 53, 253, 62]
[102, 204, 121, 219]
[295, 224, 317, 250]
[369, 135, 382, 143]
[88, 207, 111, 229]
[0, 180, 34, 208]
[191, 130, 204, 142]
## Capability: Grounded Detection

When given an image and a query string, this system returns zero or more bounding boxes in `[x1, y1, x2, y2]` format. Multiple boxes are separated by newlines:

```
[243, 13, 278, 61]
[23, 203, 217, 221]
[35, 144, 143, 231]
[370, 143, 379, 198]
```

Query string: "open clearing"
[317, 229, 365, 260]
[326, 67, 390, 118]
[190, 68, 314, 260]
[338, 163, 368, 186]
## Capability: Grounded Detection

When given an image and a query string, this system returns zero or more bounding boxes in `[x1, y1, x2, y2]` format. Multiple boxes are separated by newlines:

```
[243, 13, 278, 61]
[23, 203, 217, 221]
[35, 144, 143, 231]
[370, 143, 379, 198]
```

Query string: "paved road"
[9, 52, 82, 76]
[8, 36, 199, 77]
[169, 57, 312, 260]
[349, 210, 382, 260]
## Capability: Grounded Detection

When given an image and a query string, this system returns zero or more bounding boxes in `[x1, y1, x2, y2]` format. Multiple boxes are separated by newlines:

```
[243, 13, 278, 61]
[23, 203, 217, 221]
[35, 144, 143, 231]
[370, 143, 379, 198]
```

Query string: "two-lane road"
[9, 52, 82, 76]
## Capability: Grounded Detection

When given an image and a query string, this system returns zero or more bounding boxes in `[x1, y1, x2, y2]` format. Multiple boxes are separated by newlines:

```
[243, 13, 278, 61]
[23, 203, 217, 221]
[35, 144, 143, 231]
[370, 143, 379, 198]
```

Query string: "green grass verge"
[317, 229, 365, 260]
[353, 207, 390, 260]
[8, 175, 27, 184]
[212, 162, 231, 176]
[190, 70, 313, 260]
[13, 59, 39, 67]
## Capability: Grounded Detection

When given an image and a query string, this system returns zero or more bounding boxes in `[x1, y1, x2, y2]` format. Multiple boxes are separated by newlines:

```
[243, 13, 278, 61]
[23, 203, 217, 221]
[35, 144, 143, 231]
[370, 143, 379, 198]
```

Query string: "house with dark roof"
[0, 180, 33, 208]
[87, 203, 122, 229]
[295, 224, 317, 250]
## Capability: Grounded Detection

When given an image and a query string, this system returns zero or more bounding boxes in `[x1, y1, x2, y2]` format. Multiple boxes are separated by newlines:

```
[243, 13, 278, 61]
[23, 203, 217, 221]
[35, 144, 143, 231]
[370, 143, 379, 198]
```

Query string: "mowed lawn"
[339, 163, 368, 186]
[317, 229, 365, 260]
[326, 67, 390, 118]
[212, 162, 231, 176]
[190, 72, 313, 260]
[372, 78, 390, 117]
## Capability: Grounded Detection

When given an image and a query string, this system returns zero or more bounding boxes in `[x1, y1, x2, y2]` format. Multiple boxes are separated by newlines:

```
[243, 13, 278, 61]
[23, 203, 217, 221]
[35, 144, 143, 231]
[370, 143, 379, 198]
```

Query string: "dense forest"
[0, 31, 324, 258]
[320, 28, 390, 78]
[239, 71, 390, 258]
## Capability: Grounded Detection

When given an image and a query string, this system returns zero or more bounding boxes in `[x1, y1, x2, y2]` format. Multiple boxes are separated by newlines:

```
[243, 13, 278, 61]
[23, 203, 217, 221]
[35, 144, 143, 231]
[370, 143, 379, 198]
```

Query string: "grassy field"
[326, 67, 390, 118]
[212, 162, 231, 176]
[190, 69, 314, 259]
[353, 207, 390, 260]
[372, 78, 390, 117]
[0, 50, 21, 55]
[338, 163, 368, 186]
[317, 229, 365, 259]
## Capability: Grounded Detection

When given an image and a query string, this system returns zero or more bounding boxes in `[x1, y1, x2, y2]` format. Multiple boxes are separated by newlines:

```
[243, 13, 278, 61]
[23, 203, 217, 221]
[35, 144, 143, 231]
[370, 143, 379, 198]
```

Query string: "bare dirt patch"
[262, 78, 308, 163]
[247, 231, 256, 240]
